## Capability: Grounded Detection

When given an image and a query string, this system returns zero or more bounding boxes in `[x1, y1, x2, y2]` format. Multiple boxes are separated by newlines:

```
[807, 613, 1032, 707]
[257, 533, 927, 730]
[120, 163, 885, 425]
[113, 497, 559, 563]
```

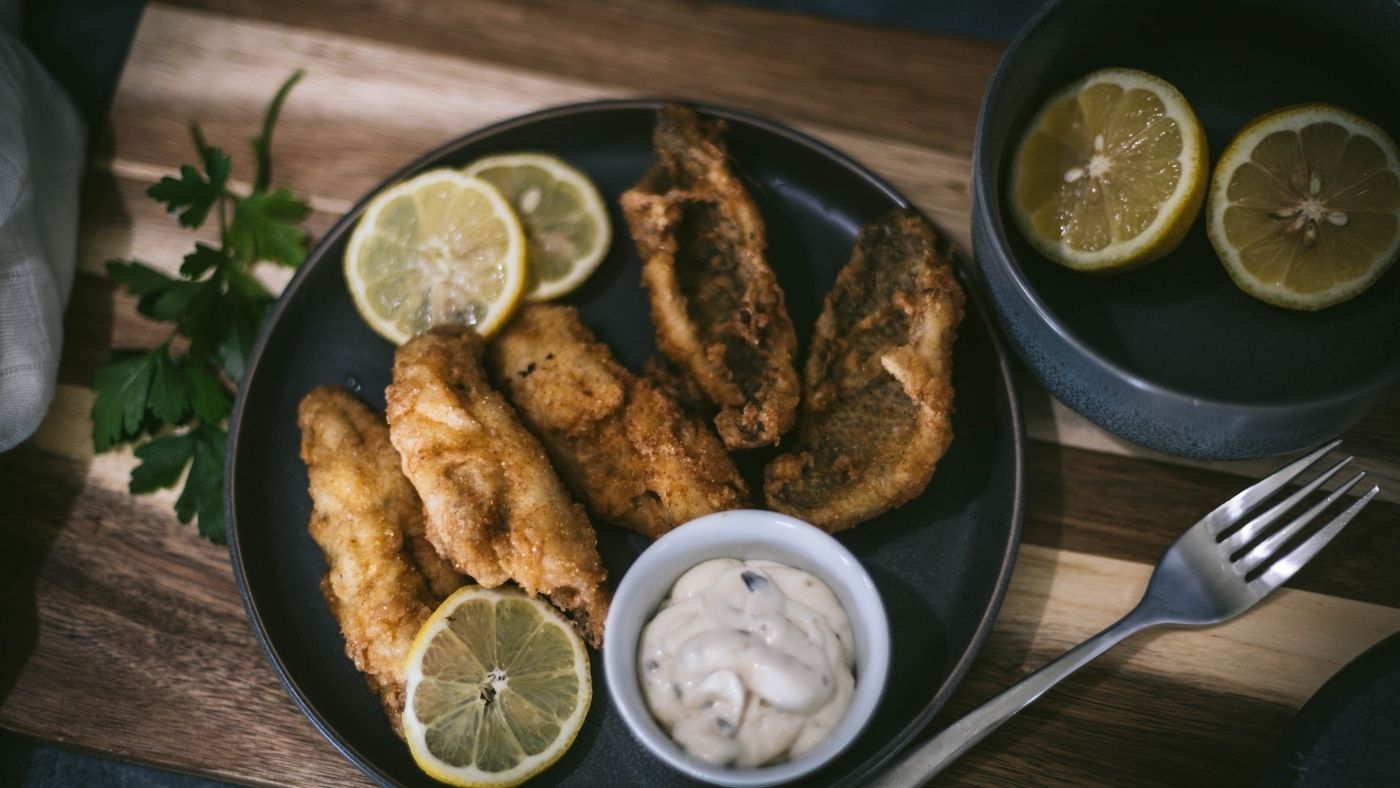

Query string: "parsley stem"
[189, 122, 209, 158]
[253, 70, 304, 193]
[216, 192, 228, 245]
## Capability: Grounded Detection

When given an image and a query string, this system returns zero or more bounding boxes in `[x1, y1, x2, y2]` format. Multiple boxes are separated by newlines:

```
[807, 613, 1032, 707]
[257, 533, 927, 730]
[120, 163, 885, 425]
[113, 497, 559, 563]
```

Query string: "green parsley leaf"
[145, 280, 201, 322]
[202, 137, 230, 183]
[180, 276, 230, 363]
[228, 188, 311, 266]
[107, 260, 205, 322]
[107, 260, 174, 295]
[173, 425, 227, 542]
[207, 265, 271, 383]
[197, 489, 226, 542]
[129, 432, 196, 493]
[146, 143, 231, 229]
[91, 351, 159, 452]
[225, 262, 271, 301]
[149, 351, 191, 424]
[186, 363, 232, 424]
[217, 283, 269, 383]
[180, 243, 228, 278]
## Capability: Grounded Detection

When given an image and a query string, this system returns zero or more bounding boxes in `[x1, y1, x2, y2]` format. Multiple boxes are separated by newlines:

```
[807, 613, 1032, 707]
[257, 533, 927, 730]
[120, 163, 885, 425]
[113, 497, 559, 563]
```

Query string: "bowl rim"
[602, 509, 891, 787]
[970, 0, 1400, 415]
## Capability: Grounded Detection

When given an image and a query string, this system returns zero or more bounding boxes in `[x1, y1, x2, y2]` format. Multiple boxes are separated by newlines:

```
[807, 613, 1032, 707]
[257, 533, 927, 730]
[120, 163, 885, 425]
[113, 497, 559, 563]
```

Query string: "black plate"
[226, 100, 1024, 787]
[972, 0, 1400, 459]
[1258, 631, 1400, 786]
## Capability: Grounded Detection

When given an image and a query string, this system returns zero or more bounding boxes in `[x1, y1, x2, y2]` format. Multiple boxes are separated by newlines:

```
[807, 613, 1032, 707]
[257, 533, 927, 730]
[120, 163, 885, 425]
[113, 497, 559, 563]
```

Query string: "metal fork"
[869, 440, 1380, 786]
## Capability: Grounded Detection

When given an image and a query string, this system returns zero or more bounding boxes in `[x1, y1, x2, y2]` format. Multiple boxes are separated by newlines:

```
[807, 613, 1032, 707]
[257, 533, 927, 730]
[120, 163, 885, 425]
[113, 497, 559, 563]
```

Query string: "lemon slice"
[1207, 104, 1400, 310]
[463, 153, 610, 301]
[1010, 68, 1207, 272]
[404, 586, 590, 787]
[345, 169, 526, 344]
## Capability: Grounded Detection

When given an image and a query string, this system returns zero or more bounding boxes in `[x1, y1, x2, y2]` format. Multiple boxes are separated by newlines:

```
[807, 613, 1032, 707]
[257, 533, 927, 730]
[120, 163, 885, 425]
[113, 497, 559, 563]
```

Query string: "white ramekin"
[603, 509, 890, 787]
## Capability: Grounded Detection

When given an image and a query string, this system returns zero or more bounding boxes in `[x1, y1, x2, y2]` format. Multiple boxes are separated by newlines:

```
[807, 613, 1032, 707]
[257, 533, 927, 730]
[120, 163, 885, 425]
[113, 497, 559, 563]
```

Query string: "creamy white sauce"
[639, 558, 856, 767]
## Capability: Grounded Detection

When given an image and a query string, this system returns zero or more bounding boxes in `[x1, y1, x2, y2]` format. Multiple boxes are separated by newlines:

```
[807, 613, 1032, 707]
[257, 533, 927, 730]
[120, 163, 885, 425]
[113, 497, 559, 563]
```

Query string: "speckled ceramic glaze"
[1256, 631, 1400, 786]
[971, 0, 1400, 459]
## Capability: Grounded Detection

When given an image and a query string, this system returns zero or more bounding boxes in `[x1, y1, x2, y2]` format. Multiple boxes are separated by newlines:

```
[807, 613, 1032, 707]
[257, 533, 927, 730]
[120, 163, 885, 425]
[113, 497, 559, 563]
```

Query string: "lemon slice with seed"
[345, 169, 526, 344]
[404, 586, 590, 788]
[1011, 68, 1207, 272]
[1207, 104, 1400, 310]
[463, 153, 611, 301]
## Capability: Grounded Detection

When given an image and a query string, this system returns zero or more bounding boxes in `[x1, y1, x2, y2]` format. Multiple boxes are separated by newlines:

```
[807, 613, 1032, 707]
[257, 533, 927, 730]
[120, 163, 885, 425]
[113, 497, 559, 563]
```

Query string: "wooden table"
[3, 1, 1398, 785]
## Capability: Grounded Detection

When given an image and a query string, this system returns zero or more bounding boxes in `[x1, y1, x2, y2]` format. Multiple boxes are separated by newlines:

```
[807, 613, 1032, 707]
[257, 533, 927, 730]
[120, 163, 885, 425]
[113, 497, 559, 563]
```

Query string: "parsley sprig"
[91, 72, 309, 542]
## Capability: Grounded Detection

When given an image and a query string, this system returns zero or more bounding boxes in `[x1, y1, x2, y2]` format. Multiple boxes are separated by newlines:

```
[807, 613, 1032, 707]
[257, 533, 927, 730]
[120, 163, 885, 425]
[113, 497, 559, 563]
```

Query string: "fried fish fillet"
[385, 325, 611, 647]
[319, 395, 469, 603]
[298, 385, 454, 735]
[642, 354, 713, 418]
[401, 501, 471, 602]
[621, 103, 799, 449]
[487, 305, 750, 539]
[764, 210, 965, 532]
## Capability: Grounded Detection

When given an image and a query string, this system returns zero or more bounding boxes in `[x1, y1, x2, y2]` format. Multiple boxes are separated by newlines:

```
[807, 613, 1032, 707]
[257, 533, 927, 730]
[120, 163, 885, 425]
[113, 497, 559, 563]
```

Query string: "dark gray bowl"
[971, 0, 1400, 460]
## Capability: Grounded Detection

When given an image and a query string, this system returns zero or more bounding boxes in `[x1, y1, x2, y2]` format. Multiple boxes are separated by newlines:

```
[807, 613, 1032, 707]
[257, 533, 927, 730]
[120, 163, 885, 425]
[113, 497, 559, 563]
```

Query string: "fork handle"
[867, 612, 1152, 786]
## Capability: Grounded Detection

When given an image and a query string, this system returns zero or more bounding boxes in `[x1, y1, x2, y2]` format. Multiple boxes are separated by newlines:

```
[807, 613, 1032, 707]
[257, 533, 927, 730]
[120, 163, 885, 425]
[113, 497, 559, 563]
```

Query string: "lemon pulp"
[1011, 68, 1207, 271]
[464, 153, 611, 302]
[404, 586, 590, 787]
[1207, 103, 1400, 310]
[345, 169, 526, 343]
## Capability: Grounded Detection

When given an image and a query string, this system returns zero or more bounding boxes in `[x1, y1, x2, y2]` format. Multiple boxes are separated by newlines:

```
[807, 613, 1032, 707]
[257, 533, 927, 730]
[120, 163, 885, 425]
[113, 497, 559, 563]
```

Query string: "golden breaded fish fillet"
[385, 325, 611, 647]
[488, 304, 750, 539]
[764, 210, 965, 532]
[621, 103, 799, 449]
[298, 385, 448, 735]
[401, 505, 470, 603]
[642, 354, 713, 418]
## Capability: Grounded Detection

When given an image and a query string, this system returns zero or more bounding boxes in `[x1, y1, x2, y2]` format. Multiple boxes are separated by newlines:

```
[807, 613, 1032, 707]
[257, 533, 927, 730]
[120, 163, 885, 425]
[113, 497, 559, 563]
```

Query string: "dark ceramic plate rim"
[1257, 630, 1400, 785]
[225, 98, 1025, 787]
[970, 0, 1400, 414]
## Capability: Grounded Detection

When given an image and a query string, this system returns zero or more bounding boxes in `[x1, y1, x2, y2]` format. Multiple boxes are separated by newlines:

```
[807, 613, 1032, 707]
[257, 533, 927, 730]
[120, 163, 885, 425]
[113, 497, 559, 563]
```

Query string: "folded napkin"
[0, 13, 86, 451]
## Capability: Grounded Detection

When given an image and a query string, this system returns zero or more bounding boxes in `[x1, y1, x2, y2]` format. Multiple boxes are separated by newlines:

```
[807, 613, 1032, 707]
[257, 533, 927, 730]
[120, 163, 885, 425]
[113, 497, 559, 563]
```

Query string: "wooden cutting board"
[2, 1, 1397, 785]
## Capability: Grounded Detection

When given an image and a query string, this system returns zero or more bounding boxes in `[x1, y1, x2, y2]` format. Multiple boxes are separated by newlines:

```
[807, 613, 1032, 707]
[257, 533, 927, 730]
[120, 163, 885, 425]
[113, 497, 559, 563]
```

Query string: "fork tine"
[1235, 472, 1366, 574]
[1221, 456, 1354, 552]
[1249, 485, 1379, 593]
[1199, 439, 1341, 536]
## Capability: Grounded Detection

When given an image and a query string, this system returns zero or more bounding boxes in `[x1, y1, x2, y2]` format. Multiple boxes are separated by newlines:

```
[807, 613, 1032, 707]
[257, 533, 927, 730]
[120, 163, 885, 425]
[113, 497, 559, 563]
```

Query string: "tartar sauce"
[639, 558, 856, 767]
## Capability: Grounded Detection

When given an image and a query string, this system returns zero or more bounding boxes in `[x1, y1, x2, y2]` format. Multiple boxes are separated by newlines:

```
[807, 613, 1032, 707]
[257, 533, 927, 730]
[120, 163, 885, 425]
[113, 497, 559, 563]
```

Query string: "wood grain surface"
[2, 1, 1397, 786]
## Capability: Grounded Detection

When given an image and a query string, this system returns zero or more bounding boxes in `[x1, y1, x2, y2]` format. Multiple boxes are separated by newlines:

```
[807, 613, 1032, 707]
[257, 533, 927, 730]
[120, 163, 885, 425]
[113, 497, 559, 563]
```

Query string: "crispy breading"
[385, 325, 611, 647]
[401, 507, 470, 602]
[488, 305, 750, 539]
[764, 210, 965, 532]
[641, 354, 713, 418]
[298, 386, 450, 735]
[621, 103, 799, 449]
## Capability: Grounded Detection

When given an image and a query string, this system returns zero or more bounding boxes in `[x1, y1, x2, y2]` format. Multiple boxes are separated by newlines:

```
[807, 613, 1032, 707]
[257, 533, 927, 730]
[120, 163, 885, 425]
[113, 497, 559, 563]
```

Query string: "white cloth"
[0, 16, 86, 451]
